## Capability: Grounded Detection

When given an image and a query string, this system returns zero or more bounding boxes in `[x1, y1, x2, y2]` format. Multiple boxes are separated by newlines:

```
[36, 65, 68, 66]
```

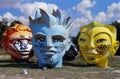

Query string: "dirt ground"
[0, 51, 120, 79]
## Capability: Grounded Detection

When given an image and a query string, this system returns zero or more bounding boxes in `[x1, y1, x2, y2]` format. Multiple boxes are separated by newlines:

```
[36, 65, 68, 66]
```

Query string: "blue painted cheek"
[53, 41, 66, 52]
[34, 40, 46, 49]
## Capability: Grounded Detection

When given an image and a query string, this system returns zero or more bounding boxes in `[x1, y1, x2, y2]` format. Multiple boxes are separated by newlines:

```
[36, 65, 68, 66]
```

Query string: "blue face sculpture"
[29, 9, 73, 68]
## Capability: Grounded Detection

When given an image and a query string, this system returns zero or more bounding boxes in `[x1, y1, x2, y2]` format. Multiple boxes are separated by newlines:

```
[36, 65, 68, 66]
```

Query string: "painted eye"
[28, 40, 32, 44]
[35, 37, 45, 42]
[52, 35, 65, 43]
[15, 41, 19, 44]
[96, 39, 106, 43]
[34, 34, 46, 42]
[79, 38, 86, 43]
[13, 40, 20, 45]
[53, 38, 64, 42]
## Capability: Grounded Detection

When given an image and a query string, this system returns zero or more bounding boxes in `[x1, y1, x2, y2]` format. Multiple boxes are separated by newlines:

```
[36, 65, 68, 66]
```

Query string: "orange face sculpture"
[2, 24, 33, 61]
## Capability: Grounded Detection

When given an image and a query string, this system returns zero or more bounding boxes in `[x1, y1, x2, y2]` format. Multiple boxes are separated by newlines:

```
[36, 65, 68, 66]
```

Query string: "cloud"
[70, 0, 96, 36]
[14, 1, 60, 25]
[0, 1, 60, 26]
[17, 2, 59, 18]
[0, 12, 28, 26]
[94, 12, 107, 22]
[71, 0, 96, 22]
[75, 0, 96, 12]
[70, 17, 91, 36]
[17, 16, 29, 26]
[107, 2, 120, 19]
[74, 0, 96, 20]
[70, 1, 120, 36]
[17, 2, 36, 18]
[3, 12, 17, 22]
[93, 2, 120, 23]
[2, 1, 120, 37]
[72, 1, 120, 24]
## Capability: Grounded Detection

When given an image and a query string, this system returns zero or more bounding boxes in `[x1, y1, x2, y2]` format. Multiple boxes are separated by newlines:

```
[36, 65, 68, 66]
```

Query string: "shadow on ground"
[0, 58, 93, 69]
[0, 60, 39, 69]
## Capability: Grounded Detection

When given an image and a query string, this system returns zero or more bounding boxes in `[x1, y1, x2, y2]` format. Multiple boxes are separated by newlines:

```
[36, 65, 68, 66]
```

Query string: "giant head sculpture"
[77, 21, 119, 68]
[29, 8, 73, 68]
[2, 24, 33, 62]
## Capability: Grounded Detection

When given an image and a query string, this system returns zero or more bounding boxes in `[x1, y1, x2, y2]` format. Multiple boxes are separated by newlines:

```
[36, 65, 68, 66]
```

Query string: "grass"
[0, 50, 120, 79]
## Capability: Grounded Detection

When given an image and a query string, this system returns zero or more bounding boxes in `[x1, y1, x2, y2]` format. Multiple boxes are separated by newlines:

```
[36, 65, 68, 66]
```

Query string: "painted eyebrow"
[94, 32, 112, 39]
[52, 35, 65, 39]
[34, 34, 46, 38]
[94, 32, 112, 43]
[79, 32, 90, 38]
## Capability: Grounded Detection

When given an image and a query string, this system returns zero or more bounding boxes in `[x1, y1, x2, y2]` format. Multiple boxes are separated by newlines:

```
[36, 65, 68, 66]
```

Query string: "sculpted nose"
[20, 41, 28, 49]
[21, 44, 28, 49]
[46, 38, 53, 49]
[46, 45, 52, 49]
[21, 45, 27, 49]
[88, 40, 98, 54]
[89, 40, 95, 49]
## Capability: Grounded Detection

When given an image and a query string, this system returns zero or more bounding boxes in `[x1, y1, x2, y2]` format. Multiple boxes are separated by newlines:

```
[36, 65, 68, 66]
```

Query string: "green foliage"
[71, 32, 80, 51]
[9, 20, 22, 28]
[0, 18, 8, 41]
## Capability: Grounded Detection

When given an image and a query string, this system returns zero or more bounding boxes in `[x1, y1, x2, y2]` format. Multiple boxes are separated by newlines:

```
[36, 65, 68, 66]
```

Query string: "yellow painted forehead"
[80, 22, 116, 36]
[81, 27, 113, 36]
[79, 21, 117, 43]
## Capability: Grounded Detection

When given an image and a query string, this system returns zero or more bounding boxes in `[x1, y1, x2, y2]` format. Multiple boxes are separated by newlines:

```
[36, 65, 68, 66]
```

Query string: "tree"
[0, 19, 23, 43]
[71, 32, 80, 51]
[9, 20, 22, 28]
[110, 21, 120, 55]
[0, 18, 8, 41]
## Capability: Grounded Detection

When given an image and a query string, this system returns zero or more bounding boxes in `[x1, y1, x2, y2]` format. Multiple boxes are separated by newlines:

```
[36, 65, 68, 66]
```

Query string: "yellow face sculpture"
[78, 21, 119, 68]
[2, 24, 33, 61]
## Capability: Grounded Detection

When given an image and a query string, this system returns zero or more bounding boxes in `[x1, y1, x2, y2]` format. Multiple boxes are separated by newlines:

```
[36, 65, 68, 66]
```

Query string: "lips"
[20, 51, 30, 54]
[40, 50, 56, 52]
[44, 53, 53, 58]
[87, 56, 95, 61]
[40, 47, 57, 53]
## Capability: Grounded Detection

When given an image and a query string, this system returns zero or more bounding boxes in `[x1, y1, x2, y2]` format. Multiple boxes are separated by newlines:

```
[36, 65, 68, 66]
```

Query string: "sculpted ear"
[111, 41, 119, 56]
[114, 41, 119, 51]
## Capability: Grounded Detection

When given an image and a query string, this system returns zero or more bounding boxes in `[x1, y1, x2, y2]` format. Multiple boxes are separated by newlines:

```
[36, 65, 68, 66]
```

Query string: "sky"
[0, 0, 120, 36]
